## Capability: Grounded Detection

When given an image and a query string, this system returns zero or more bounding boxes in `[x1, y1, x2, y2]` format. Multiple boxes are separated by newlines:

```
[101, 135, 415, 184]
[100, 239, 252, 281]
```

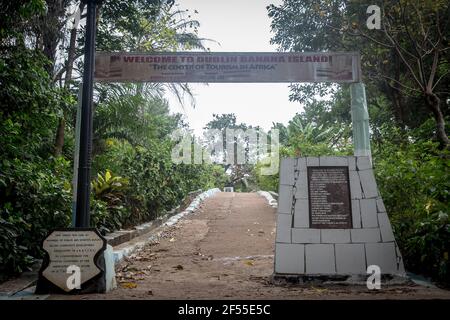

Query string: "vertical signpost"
[76, 0, 98, 228]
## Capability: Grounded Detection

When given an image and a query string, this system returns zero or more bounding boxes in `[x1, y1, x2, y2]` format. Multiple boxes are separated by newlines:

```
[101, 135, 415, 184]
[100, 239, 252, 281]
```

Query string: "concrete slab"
[349, 171, 362, 199]
[276, 225, 292, 243]
[297, 157, 307, 171]
[277, 185, 293, 214]
[275, 243, 305, 274]
[360, 199, 378, 228]
[279, 158, 296, 185]
[306, 157, 319, 166]
[351, 228, 381, 243]
[305, 244, 336, 274]
[277, 213, 293, 228]
[376, 198, 386, 212]
[359, 169, 379, 199]
[321, 229, 351, 243]
[335, 244, 366, 274]
[352, 199, 362, 228]
[378, 212, 395, 242]
[319, 156, 348, 166]
[292, 228, 320, 244]
[357, 156, 372, 171]
[294, 171, 308, 199]
[293, 199, 309, 228]
[365, 242, 399, 274]
[347, 156, 356, 171]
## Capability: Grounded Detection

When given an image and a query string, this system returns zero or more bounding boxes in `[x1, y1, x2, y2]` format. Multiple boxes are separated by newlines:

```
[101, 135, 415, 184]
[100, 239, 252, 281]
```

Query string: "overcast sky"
[167, 0, 301, 134]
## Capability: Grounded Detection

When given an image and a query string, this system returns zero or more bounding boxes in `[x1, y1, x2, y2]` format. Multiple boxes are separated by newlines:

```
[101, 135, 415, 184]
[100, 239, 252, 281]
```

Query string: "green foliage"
[97, 0, 205, 52]
[0, 216, 34, 278]
[92, 170, 129, 197]
[0, 0, 46, 41]
[93, 84, 181, 154]
[0, 49, 63, 159]
[0, 157, 72, 275]
[0, 45, 72, 276]
[204, 113, 258, 189]
[253, 162, 278, 193]
[91, 137, 227, 229]
[268, 0, 450, 146]
[91, 170, 130, 233]
[374, 136, 450, 286]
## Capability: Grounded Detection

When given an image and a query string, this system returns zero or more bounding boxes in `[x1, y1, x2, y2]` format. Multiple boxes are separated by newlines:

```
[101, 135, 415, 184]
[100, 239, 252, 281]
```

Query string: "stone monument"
[273, 156, 406, 280]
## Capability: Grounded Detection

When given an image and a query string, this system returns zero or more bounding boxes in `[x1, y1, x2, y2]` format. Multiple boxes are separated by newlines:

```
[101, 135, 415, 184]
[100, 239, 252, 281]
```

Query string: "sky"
[167, 0, 301, 135]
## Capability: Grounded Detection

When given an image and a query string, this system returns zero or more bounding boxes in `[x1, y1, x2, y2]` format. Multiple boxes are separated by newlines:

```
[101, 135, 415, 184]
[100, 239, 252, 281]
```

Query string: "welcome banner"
[94, 52, 361, 83]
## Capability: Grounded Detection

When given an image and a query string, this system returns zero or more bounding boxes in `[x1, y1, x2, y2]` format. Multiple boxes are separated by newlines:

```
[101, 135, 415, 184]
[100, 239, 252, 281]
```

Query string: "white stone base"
[104, 244, 117, 292]
[274, 156, 405, 277]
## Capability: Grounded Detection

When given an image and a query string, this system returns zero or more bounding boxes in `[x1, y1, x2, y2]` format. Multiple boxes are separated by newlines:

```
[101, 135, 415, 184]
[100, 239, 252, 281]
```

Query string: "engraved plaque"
[307, 167, 352, 229]
[40, 229, 106, 292]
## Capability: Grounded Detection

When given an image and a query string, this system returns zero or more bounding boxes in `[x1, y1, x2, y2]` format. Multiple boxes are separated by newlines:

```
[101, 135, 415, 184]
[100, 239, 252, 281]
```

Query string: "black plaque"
[307, 166, 352, 229]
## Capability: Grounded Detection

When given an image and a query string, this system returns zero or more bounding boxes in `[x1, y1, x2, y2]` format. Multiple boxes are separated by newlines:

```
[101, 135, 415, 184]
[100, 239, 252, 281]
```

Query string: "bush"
[374, 139, 450, 286]
[91, 138, 228, 229]
[91, 170, 130, 234]
[0, 48, 73, 276]
[0, 157, 72, 275]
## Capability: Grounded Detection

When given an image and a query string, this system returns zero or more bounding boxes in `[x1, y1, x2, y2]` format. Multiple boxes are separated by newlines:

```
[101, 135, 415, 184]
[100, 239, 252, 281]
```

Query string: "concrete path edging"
[104, 189, 203, 247]
[112, 188, 222, 264]
[257, 191, 278, 208]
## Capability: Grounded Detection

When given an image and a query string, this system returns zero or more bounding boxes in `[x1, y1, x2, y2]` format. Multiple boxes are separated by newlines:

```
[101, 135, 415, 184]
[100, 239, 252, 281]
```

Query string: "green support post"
[350, 83, 371, 159]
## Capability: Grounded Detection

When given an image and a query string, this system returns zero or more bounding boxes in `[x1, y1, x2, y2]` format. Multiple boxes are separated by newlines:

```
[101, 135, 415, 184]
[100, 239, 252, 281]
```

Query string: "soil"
[49, 192, 450, 300]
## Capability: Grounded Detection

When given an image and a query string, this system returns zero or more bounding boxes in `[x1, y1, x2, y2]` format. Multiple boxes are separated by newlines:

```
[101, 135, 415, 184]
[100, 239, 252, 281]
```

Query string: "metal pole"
[75, 0, 97, 227]
[72, 83, 83, 227]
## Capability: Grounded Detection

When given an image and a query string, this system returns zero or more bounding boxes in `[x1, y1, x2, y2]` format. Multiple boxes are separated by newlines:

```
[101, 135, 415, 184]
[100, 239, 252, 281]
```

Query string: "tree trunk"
[41, 0, 67, 74]
[425, 92, 449, 149]
[54, 116, 65, 156]
[53, 2, 85, 157]
[384, 81, 405, 128]
[385, 52, 406, 129]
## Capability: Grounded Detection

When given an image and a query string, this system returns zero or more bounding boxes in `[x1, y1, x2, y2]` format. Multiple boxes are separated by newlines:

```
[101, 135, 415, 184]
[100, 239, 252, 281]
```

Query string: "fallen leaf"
[310, 286, 327, 294]
[121, 282, 137, 289]
[127, 267, 140, 272]
[244, 260, 254, 266]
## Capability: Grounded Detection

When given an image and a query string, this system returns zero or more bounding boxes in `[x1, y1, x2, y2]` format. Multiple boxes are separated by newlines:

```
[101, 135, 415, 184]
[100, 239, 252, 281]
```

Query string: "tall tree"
[268, 0, 450, 148]
[51, 0, 206, 156]
[204, 114, 258, 188]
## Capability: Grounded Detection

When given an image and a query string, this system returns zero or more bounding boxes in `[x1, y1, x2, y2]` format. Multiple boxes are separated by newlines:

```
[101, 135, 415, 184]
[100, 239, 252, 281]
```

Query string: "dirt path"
[51, 192, 449, 300]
